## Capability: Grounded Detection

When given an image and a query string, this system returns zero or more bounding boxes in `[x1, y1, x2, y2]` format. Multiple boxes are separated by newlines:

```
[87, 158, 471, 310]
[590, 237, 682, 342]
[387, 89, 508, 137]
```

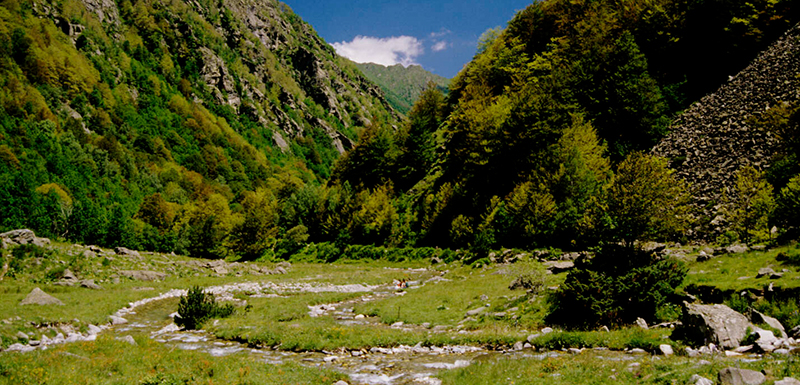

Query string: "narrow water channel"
[110, 280, 525, 385]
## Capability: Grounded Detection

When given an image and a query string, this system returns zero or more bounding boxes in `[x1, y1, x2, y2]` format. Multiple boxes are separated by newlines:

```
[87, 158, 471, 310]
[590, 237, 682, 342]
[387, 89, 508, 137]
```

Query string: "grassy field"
[2, 241, 799, 384]
[438, 350, 800, 385]
[0, 335, 347, 385]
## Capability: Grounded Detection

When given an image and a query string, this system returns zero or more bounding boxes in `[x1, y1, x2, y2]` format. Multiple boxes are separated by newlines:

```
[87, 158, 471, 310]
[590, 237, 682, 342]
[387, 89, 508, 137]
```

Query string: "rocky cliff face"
[652, 23, 800, 237]
[32, 0, 397, 156]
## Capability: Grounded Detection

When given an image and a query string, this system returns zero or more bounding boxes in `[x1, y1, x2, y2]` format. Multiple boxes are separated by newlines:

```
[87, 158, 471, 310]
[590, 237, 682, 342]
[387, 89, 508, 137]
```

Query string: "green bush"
[776, 249, 800, 266]
[175, 286, 235, 330]
[547, 245, 687, 329]
[140, 374, 189, 385]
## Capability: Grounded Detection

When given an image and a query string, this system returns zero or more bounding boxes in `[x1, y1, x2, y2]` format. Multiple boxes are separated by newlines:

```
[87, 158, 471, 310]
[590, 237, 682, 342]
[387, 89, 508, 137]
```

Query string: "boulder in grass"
[718, 367, 765, 385]
[20, 287, 64, 306]
[0, 229, 49, 247]
[679, 303, 753, 349]
[750, 309, 787, 337]
[119, 270, 167, 281]
[775, 378, 800, 385]
[114, 247, 141, 258]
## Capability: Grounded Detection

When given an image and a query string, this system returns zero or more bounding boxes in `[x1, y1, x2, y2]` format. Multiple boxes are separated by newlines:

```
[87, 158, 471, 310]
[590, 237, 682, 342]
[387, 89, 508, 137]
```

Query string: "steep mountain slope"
[354, 63, 449, 114]
[331, 0, 800, 249]
[0, 0, 397, 253]
[652, 24, 800, 236]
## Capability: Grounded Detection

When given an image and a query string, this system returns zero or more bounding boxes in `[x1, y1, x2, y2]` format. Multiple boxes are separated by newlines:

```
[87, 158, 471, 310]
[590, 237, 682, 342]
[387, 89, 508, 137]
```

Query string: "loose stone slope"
[652, 23, 800, 237]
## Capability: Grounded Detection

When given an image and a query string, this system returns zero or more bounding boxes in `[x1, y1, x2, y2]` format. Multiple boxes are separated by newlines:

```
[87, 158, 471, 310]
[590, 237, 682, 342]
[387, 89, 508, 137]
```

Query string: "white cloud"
[432, 41, 449, 52]
[430, 29, 452, 38]
[332, 36, 423, 67]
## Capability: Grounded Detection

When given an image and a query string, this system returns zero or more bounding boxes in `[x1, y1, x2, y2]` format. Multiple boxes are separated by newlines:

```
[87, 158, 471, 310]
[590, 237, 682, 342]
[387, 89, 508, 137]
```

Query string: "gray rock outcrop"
[718, 367, 766, 385]
[118, 270, 167, 281]
[114, 247, 141, 258]
[652, 24, 800, 238]
[775, 378, 800, 385]
[0, 229, 50, 247]
[750, 309, 787, 337]
[680, 303, 754, 349]
[20, 287, 64, 306]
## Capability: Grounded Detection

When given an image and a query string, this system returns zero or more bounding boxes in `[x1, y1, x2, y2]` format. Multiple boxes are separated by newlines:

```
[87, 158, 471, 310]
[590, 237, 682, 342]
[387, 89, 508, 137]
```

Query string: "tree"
[775, 173, 800, 236]
[727, 166, 775, 244]
[605, 152, 690, 248]
[230, 188, 279, 260]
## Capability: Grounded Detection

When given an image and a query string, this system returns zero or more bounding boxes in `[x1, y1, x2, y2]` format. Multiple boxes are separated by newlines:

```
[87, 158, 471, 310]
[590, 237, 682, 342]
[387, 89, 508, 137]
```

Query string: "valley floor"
[1, 241, 799, 384]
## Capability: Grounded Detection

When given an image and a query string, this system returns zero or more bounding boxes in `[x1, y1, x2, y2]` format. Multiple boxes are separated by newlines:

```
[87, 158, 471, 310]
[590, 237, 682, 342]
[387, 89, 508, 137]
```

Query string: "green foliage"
[548, 246, 688, 329]
[605, 153, 691, 247]
[175, 286, 234, 330]
[775, 174, 800, 235]
[725, 166, 776, 244]
[355, 63, 449, 114]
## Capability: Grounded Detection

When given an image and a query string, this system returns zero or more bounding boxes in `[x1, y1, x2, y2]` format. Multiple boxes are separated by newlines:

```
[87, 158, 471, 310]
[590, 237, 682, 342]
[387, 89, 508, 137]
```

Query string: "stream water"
[110, 279, 533, 385]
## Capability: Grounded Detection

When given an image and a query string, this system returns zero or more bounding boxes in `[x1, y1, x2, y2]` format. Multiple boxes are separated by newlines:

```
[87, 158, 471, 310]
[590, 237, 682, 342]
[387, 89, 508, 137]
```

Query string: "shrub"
[175, 286, 234, 330]
[547, 245, 687, 329]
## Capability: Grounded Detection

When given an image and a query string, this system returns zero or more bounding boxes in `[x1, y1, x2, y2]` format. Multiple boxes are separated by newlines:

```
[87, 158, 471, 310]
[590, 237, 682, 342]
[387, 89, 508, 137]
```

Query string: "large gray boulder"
[20, 287, 64, 306]
[680, 303, 754, 349]
[118, 270, 167, 281]
[718, 367, 765, 385]
[0, 229, 50, 247]
[114, 247, 141, 258]
[775, 378, 800, 385]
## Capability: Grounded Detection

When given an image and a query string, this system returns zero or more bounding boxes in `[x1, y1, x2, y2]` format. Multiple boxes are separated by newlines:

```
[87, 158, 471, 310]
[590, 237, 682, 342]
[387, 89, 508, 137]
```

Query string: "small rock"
[523, 342, 532, 349]
[334, 381, 349, 385]
[465, 307, 485, 317]
[726, 245, 749, 254]
[421, 322, 431, 329]
[391, 321, 404, 328]
[718, 367, 766, 385]
[659, 344, 674, 356]
[350, 350, 363, 357]
[355, 314, 366, 319]
[109, 316, 128, 325]
[757, 267, 776, 278]
[541, 327, 553, 334]
[114, 247, 141, 258]
[87, 324, 103, 335]
[5, 343, 35, 352]
[628, 348, 647, 354]
[324, 356, 338, 362]
[118, 270, 167, 281]
[691, 374, 714, 385]
[513, 341, 524, 351]
[15, 331, 29, 340]
[116, 335, 137, 346]
[775, 378, 800, 385]
[635, 317, 649, 329]
[80, 279, 102, 290]
[61, 268, 78, 281]
[20, 287, 64, 306]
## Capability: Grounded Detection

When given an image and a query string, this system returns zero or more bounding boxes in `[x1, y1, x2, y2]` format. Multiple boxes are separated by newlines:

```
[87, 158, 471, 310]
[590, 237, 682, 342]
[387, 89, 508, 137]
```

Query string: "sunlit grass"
[0, 336, 346, 385]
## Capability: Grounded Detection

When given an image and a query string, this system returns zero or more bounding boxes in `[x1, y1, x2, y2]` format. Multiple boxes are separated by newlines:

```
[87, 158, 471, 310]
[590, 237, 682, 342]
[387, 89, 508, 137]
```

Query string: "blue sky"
[282, 0, 533, 79]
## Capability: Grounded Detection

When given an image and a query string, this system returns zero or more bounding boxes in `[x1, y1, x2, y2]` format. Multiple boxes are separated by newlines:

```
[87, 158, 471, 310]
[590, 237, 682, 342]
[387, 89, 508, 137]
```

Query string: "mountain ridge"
[354, 62, 449, 114]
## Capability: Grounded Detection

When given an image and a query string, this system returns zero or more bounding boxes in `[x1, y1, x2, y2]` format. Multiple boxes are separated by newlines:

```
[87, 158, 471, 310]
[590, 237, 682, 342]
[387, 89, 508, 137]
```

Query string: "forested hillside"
[2, 0, 799, 261]
[354, 62, 449, 114]
[333, 0, 800, 251]
[0, 0, 398, 258]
